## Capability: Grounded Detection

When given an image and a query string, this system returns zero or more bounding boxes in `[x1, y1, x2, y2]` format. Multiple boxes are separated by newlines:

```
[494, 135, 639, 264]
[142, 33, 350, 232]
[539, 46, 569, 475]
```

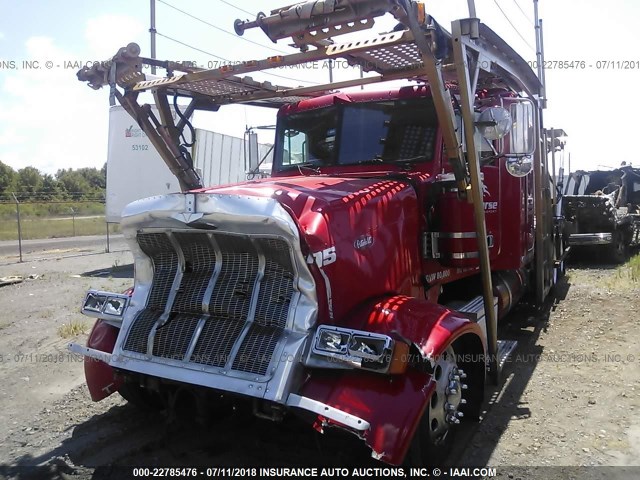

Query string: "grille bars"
[126, 231, 297, 379]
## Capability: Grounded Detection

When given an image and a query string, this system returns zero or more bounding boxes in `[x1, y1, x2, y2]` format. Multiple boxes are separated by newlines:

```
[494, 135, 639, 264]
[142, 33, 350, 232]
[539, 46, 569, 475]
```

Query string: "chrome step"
[497, 339, 518, 369]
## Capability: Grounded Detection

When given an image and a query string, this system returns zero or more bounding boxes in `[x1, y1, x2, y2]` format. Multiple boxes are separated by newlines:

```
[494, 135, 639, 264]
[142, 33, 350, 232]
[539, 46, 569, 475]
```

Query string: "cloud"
[0, 34, 109, 174]
[0, 15, 144, 175]
[85, 15, 145, 58]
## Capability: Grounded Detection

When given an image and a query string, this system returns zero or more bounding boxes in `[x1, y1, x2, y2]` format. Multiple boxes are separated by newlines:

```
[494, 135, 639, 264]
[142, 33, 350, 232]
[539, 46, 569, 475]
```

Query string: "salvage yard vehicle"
[562, 166, 640, 262]
[71, 0, 566, 465]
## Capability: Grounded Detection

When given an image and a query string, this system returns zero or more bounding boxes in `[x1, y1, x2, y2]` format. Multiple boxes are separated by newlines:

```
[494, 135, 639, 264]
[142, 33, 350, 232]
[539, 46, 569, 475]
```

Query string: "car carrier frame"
[72, 0, 565, 465]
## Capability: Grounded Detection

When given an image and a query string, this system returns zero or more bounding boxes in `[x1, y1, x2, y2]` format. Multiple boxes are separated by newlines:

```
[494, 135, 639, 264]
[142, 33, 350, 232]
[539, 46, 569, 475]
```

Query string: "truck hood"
[199, 175, 421, 323]
[120, 175, 421, 325]
[201, 175, 411, 243]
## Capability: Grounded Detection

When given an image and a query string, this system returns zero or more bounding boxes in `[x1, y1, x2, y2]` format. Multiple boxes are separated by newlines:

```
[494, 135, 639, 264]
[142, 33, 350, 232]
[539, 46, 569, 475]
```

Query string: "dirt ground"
[0, 247, 638, 479]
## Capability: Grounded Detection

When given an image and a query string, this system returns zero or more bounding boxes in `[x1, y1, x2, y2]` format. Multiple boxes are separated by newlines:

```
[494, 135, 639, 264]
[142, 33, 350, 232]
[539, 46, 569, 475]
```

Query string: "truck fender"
[299, 296, 485, 465]
[84, 319, 122, 401]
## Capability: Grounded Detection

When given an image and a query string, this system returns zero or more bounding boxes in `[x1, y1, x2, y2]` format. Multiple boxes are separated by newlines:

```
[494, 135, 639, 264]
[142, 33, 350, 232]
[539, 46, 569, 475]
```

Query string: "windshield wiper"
[395, 155, 427, 163]
[281, 162, 322, 175]
[355, 155, 427, 167]
[355, 157, 384, 166]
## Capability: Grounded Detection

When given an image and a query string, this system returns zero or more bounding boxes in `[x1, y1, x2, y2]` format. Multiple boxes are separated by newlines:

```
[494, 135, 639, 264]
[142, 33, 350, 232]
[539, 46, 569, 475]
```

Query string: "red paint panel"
[84, 320, 122, 402]
[301, 297, 484, 464]
[278, 85, 434, 117]
[301, 369, 433, 465]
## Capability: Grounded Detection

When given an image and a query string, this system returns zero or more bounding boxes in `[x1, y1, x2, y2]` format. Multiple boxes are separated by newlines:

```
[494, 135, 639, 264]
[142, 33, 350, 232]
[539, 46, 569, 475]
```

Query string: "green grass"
[57, 320, 89, 339]
[0, 202, 105, 218]
[605, 253, 640, 290]
[0, 216, 120, 241]
[628, 254, 640, 282]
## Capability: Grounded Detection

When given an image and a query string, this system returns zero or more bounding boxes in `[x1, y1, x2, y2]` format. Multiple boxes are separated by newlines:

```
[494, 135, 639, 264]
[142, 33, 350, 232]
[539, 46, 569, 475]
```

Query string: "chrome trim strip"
[286, 394, 370, 431]
[450, 252, 480, 260]
[183, 317, 206, 364]
[433, 231, 478, 239]
[318, 267, 334, 320]
[147, 232, 185, 356]
[68, 343, 112, 363]
[202, 233, 223, 314]
[222, 238, 266, 373]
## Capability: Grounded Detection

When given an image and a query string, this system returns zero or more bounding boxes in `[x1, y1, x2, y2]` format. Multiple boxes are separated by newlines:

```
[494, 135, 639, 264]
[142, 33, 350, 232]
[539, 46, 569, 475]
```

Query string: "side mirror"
[506, 156, 533, 177]
[509, 100, 536, 156]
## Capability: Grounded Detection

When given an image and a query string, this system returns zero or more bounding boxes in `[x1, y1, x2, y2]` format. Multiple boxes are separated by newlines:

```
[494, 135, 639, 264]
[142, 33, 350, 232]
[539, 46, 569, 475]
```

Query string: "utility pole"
[150, 0, 157, 74]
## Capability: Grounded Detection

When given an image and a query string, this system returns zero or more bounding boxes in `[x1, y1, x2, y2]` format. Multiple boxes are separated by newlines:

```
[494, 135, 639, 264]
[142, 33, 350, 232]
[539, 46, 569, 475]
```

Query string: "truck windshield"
[274, 97, 438, 172]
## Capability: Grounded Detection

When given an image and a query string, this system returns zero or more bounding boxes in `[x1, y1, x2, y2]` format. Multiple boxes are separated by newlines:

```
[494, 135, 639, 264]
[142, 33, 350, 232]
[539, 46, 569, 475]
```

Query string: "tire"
[608, 230, 628, 264]
[118, 382, 164, 410]
[405, 345, 469, 466]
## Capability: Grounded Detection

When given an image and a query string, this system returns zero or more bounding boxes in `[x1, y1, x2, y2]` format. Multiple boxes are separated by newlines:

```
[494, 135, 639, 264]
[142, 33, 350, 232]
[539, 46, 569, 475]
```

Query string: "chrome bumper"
[68, 342, 370, 432]
[568, 233, 612, 246]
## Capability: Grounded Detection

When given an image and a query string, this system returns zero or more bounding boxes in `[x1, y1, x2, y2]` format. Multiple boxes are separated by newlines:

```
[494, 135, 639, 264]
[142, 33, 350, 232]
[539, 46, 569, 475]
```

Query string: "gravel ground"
[0, 249, 638, 479]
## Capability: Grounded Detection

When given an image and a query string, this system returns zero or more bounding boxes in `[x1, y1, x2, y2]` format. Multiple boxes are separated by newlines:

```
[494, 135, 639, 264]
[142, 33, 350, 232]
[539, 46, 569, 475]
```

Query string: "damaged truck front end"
[71, 0, 556, 465]
[71, 187, 483, 465]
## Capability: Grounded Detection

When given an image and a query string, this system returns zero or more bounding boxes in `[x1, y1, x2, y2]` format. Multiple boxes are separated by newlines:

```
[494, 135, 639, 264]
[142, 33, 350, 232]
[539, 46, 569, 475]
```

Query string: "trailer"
[106, 106, 273, 222]
[72, 0, 566, 465]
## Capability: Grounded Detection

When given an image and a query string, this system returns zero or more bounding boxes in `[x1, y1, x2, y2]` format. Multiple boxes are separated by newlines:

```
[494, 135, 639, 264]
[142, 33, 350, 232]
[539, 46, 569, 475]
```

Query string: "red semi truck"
[72, 0, 564, 465]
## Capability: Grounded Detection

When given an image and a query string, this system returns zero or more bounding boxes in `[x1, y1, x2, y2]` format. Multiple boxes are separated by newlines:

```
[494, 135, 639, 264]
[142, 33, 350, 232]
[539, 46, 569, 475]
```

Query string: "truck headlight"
[316, 329, 350, 354]
[310, 326, 409, 374]
[81, 290, 129, 321]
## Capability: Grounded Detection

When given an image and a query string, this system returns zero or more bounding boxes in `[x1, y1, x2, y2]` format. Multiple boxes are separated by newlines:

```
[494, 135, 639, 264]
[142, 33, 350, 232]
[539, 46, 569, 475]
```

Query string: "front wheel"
[406, 345, 469, 466]
[608, 230, 628, 264]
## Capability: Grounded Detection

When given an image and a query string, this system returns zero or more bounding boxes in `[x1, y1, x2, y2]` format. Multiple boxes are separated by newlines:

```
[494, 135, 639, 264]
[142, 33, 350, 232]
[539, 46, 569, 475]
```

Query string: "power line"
[216, 0, 255, 17]
[492, 0, 535, 52]
[156, 31, 320, 86]
[512, 0, 534, 24]
[157, 0, 288, 55]
[156, 31, 225, 60]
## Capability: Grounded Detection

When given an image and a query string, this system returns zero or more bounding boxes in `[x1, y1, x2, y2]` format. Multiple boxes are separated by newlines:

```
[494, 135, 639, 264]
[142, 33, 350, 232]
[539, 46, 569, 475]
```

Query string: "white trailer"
[106, 106, 273, 222]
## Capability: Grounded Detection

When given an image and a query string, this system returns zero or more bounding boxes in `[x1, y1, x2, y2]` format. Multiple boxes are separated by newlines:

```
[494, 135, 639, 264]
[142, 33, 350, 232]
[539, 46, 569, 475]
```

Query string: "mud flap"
[84, 320, 122, 401]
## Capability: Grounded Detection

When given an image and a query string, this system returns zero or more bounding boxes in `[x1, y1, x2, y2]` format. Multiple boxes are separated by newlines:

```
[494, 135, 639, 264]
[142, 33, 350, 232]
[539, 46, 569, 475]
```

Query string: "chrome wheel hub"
[427, 346, 468, 445]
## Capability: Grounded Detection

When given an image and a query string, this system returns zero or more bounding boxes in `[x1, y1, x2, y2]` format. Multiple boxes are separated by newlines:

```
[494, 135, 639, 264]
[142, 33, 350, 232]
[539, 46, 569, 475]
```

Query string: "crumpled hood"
[200, 175, 421, 323]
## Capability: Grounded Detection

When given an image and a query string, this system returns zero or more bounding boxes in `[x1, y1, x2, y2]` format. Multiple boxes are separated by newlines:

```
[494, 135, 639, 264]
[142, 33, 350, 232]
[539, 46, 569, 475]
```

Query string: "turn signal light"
[388, 341, 410, 375]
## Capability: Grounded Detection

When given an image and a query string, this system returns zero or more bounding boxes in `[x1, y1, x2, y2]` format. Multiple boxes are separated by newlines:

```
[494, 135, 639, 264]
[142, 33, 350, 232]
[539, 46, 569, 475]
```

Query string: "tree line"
[0, 161, 107, 203]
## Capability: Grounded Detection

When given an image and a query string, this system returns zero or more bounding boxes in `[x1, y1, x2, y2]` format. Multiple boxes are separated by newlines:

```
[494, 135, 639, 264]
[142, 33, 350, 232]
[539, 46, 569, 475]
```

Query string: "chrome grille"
[124, 309, 161, 354]
[190, 317, 246, 367]
[126, 231, 297, 378]
[137, 233, 178, 309]
[232, 324, 283, 376]
[152, 314, 201, 360]
[254, 238, 294, 328]
[172, 233, 217, 313]
[208, 235, 259, 321]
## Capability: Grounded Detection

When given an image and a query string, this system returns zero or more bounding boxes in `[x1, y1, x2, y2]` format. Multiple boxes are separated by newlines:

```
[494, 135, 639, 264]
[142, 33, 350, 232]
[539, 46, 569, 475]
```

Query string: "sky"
[1, 0, 639, 175]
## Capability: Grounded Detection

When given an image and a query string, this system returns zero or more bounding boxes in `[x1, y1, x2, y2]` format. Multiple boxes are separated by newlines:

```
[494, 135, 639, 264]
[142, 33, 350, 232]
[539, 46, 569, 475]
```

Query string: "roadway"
[0, 234, 128, 259]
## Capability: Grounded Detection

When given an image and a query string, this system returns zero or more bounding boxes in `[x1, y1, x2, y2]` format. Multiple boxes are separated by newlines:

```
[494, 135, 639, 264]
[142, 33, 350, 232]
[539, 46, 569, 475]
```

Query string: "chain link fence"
[0, 195, 127, 264]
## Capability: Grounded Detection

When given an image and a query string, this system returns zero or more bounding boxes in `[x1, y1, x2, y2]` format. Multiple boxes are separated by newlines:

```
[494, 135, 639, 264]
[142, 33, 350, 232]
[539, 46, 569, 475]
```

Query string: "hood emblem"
[354, 234, 374, 250]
